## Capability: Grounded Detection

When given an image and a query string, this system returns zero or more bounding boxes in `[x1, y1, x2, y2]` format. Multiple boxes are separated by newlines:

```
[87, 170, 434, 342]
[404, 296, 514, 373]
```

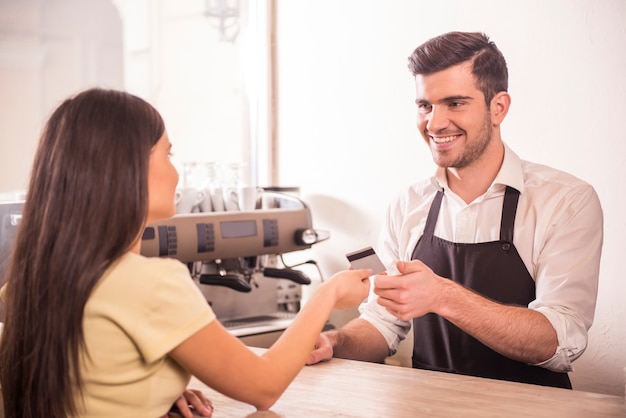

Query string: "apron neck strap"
[500, 186, 520, 242]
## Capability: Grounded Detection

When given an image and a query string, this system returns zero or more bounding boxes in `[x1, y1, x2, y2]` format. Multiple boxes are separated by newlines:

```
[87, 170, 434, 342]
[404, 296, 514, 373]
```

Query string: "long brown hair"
[407, 31, 508, 105]
[0, 88, 164, 417]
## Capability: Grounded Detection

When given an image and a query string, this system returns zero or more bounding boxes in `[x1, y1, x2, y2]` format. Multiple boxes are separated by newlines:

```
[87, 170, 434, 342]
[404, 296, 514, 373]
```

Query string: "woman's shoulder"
[95, 252, 191, 296]
[113, 252, 188, 275]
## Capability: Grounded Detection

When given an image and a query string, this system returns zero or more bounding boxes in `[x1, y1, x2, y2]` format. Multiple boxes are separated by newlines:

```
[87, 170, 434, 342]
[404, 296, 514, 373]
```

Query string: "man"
[307, 31, 603, 389]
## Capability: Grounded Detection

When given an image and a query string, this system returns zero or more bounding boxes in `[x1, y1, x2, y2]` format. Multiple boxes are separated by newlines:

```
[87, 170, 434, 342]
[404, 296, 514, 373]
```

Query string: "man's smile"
[430, 134, 461, 144]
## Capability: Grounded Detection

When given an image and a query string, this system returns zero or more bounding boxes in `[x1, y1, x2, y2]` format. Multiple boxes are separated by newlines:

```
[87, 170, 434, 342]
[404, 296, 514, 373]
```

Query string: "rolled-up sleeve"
[358, 190, 417, 355]
[359, 290, 411, 355]
[528, 182, 603, 372]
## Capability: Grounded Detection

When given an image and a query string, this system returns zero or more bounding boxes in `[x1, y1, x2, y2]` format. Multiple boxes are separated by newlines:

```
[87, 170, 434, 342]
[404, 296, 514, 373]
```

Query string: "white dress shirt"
[360, 144, 603, 373]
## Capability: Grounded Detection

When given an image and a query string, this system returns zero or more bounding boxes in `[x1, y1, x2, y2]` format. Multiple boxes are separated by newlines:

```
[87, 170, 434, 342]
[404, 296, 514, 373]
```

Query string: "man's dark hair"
[408, 31, 508, 105]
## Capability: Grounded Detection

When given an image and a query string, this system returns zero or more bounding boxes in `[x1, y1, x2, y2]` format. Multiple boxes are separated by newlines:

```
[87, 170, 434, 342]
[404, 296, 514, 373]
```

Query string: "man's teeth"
[432, 135, 457, 144]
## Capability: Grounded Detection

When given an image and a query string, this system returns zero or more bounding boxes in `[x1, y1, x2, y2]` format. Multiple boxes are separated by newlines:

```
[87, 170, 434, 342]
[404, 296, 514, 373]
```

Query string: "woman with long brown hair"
[0, 88, 371, 417]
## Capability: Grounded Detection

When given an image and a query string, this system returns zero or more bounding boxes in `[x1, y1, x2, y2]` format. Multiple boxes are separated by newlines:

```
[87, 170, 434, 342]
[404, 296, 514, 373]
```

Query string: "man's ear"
[491, 91, 511, 125]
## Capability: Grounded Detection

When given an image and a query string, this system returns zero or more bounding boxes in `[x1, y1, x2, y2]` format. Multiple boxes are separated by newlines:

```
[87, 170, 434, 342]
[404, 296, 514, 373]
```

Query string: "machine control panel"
[140, 208, 320, 262]
[196, 223, 215, 254]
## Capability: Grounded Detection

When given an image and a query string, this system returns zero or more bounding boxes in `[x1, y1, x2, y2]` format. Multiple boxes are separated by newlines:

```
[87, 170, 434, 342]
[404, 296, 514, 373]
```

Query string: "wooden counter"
[187, 347, 624, 417]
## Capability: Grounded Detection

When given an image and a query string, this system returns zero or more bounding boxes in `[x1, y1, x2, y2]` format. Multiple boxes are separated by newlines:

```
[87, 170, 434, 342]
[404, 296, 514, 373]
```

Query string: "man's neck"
[446, 141, 505, 204]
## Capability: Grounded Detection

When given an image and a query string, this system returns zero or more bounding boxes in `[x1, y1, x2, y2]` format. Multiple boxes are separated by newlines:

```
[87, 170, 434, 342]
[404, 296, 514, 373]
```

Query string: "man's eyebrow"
[438, 95, 474, 104]
[415, 95, 474, 105]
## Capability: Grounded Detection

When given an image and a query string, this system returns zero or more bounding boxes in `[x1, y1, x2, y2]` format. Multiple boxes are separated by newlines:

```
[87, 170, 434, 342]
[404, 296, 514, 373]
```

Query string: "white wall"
[0, 0, 123, 192]
[276, 0, 626, 396]
[0, 0, 253, 192]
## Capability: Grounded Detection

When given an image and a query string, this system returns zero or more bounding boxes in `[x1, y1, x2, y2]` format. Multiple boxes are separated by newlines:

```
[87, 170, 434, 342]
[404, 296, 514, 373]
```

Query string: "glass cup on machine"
[175, 187, 206, 214]
[181, 161, 221, 212]
[225, 186, 264, 211]
[220, 162, 248, 211]
[179, 161, 259, 212]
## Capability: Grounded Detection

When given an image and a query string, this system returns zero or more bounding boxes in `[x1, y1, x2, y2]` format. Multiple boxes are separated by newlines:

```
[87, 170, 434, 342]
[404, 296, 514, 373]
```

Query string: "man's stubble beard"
[436, 112, 493, 170]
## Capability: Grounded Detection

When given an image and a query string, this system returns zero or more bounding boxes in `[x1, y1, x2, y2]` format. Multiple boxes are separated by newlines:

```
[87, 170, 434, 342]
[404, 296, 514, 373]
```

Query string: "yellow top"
[75, 252, 215, 417]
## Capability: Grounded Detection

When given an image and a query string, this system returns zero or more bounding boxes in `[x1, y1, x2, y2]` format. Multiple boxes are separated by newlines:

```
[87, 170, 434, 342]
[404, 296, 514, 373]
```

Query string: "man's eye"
[449, 101, 464, 108]
[417, 103, 432, 113]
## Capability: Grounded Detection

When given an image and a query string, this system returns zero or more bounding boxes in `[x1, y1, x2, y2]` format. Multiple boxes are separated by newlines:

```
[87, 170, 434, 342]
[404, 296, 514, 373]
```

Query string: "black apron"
[411, 186, 571, 388]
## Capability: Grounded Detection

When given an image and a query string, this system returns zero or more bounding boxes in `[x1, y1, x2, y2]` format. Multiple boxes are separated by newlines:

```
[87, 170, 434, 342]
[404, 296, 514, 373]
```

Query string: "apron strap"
[423, 188, 444, 237]
[500, 186, 520, 242]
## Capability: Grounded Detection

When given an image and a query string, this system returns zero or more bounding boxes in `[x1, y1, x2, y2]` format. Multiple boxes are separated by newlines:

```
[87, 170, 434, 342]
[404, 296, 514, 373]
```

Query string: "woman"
[0, 88, 371, 417]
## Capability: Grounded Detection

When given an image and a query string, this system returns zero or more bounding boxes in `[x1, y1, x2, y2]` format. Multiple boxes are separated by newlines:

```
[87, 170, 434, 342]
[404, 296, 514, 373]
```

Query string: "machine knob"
[295, 228, 330, 246]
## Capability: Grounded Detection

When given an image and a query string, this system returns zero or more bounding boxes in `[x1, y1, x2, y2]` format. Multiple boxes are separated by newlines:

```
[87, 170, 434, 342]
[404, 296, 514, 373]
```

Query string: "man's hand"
[169, 389, 214, 417]
[306, 333, 333, 365]
[373, 259, 444, 321]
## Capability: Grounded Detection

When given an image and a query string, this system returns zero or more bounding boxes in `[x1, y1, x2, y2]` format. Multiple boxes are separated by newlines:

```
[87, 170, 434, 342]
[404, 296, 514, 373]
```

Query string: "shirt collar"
[431, 142, 525, 195]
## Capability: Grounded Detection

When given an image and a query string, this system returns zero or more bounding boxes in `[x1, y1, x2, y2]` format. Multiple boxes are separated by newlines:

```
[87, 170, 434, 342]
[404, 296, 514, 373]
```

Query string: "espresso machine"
[140, 190, 329, 340]
[0, 199, 24, 321]
[0, 191, 329, 340]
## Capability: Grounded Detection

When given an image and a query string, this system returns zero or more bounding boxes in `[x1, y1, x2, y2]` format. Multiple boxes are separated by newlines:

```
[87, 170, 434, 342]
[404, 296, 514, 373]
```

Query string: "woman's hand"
[169, 389, 214, 417]
[325, 268, 372, 310]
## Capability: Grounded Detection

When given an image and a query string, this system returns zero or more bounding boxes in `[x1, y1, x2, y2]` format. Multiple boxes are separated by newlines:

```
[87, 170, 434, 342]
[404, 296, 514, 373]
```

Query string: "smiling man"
[306, 31, 604, 389]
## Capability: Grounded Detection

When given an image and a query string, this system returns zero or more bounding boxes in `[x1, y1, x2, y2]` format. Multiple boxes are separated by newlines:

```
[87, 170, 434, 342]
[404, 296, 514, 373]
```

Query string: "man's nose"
[426, 106, 449, 132]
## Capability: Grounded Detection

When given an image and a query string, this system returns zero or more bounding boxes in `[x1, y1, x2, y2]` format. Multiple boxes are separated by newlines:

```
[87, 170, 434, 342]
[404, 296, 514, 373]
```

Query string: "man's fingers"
[396, 259, 424, 274]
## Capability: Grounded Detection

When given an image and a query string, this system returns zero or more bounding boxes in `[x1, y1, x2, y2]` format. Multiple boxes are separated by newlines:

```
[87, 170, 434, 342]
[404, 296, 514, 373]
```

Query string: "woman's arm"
[169, 268, 371, 411]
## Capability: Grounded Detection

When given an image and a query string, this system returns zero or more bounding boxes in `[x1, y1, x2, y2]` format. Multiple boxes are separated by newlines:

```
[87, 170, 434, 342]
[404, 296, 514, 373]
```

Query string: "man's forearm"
[325, 318, 390, 363]
[437, 280, 558, 364]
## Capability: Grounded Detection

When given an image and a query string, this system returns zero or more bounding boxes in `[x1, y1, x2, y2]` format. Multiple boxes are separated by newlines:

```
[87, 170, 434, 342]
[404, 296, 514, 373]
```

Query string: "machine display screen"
[220, 220, 258, 238]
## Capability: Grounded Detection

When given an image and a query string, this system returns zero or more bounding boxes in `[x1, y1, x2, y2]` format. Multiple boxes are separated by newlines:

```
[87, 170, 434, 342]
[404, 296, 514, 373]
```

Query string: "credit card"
[346, 246, 386, 274]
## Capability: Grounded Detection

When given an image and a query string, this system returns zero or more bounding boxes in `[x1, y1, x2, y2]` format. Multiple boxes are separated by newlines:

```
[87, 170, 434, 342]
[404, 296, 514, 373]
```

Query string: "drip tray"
[222, 312, 297, 337]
